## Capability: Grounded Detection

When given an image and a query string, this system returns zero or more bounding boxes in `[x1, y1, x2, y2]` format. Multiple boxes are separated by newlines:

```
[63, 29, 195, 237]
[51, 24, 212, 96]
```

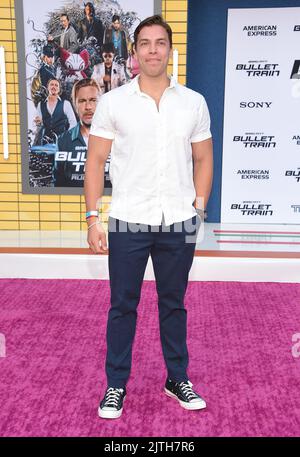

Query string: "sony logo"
[240, 101, 272, 108]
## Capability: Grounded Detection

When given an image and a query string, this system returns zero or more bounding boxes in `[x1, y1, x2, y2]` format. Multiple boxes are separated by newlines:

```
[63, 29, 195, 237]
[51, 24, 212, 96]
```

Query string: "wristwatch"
[195, 208, 207, 220]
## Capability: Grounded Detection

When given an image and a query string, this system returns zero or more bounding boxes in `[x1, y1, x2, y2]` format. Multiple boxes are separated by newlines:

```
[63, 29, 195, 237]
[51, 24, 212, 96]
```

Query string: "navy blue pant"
[106, 216, 199, 388]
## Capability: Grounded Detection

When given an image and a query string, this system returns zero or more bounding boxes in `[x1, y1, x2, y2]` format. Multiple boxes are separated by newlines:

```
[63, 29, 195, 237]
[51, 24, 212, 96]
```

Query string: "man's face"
[60, 16, 69, 30]
[85, 5, 91, 16]
[112, 20, 120, 31]
[102, 51, 114, 68]
[76, 86, 99, 126]
[47, 79, 60, 96]
[134, 25, 171, 78]
[44, 55, 54, 65]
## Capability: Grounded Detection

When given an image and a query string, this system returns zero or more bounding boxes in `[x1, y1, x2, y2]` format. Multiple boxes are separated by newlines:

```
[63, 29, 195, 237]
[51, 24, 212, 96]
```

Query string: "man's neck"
[80, 123, 90, 137]
[138, 73, 170, 98]
[48, 95, 58, 104]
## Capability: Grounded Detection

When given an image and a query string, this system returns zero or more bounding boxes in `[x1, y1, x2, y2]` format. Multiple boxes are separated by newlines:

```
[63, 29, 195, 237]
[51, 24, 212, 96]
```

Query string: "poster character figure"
[34, 77, 77, 145]
[78, 2, 104, 49]
[54, 78, 101, 186]
[91, 42, 127, 94]
[104, 14, 128, 61]
[126, 43, 139, 78]
[48, 13, 79, 53]
[39, 45, 56, 87]
[59, 48, 90, 84]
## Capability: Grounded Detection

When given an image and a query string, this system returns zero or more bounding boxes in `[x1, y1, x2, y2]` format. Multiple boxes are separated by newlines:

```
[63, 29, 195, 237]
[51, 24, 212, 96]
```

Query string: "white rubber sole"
[164, 388, 207, 410]
[98, 407, 123, 419]
[98, 397, 126, 419]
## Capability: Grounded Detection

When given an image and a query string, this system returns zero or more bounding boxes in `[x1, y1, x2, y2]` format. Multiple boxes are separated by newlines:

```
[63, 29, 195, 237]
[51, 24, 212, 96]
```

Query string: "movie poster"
[16, 0, 156, 194]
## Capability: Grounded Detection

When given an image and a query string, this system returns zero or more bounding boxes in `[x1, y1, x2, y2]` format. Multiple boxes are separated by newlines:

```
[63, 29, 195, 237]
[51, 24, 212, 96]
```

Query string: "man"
[91, 43, 127, 94]
[78, 2, 104, 49]
[34, 78, 77, 145]
[104, 14, 128, 61]
[85, 15, 213, 419]
[31, 45, 56, 107]
[54, 78, 100, 186]
[48, 14, 79, 53]
[39, 45, 56, 89]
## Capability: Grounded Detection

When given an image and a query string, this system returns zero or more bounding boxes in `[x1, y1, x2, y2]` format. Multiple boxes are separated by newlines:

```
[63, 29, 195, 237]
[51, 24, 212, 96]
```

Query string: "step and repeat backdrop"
[222, 7, 300, 224]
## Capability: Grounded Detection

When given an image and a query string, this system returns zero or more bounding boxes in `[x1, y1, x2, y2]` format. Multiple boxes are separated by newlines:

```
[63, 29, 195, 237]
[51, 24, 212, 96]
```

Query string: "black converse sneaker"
[164, 379, 206, 410]
[98, 387, 126, 419]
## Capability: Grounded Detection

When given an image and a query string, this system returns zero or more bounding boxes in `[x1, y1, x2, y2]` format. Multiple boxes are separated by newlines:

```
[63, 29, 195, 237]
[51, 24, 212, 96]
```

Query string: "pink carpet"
[0, 278, 300, 437]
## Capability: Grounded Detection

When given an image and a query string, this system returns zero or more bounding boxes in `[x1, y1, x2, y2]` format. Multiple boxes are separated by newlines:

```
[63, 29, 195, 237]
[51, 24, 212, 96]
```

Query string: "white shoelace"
[179, 381, 199, 400]
[104, 388, 124, 407]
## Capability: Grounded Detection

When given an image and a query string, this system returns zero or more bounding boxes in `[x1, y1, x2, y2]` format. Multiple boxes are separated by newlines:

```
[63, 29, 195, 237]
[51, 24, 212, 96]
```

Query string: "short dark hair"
[134, 15, 172, 48]
[101, 42, 115, 54]
[71, 78, 100, 106]
[84, 2, 95, 16]
[60, 13, 70, 21]
[42, 45, 54, 57]
[112, 14, 120, 23]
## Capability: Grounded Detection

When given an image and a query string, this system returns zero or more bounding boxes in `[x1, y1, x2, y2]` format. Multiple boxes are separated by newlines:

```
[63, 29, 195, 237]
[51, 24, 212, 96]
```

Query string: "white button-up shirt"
[90, 75, 211, 226]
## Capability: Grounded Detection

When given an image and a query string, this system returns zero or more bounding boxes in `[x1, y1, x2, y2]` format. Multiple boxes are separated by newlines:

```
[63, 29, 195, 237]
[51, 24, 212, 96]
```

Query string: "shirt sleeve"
[190, 96, 212, 143]
[63, 100, 77, 130]
[69, 27, 79, 53]
[90, 93, 115, 140]
[36, 102, 42, 118]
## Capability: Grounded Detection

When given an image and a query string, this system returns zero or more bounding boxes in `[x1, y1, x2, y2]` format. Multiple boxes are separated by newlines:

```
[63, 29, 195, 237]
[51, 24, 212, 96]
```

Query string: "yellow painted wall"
[0, 0, 187, 231]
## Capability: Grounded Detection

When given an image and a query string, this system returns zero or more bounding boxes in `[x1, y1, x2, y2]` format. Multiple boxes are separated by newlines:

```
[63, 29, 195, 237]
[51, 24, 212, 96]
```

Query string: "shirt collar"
[71, 122, 82, 142]
[46, 96, 61, 102]
[128, 74, 177, 95]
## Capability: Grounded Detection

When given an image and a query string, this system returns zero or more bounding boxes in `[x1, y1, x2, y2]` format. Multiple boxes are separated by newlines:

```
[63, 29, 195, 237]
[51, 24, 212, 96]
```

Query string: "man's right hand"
[34, 116, 42, 126]
[87, 221, 108, 254]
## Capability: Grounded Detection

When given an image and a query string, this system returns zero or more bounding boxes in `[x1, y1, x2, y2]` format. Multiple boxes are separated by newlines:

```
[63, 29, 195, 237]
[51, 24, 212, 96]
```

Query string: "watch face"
[195, 208, 207, 220]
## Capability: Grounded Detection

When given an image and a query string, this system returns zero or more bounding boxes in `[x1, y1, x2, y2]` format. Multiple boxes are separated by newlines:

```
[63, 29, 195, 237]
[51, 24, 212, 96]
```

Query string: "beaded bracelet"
[87, 221, 101, 230]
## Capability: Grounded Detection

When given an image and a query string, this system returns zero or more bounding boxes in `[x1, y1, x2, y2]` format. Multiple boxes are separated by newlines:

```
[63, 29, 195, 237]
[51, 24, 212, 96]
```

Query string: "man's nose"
[149, 43, 157, 54]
